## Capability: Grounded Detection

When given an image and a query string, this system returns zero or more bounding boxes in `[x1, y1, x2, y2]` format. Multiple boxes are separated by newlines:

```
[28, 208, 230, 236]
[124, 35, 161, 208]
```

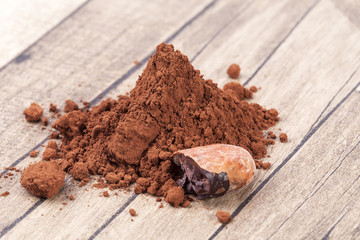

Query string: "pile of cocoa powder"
[22, 43, 280, 205]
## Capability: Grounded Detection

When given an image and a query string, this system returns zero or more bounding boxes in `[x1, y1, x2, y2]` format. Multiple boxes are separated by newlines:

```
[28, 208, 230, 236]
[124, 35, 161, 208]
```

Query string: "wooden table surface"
[0, 0, 359, 239]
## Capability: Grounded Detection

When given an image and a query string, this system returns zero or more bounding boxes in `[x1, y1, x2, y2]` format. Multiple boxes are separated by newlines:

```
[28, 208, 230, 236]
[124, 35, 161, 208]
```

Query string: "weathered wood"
[0, 0, 359, 239]
[332, 0, 360, 29]
[218, 91, 360, 240]
[0, 0, 87, 68]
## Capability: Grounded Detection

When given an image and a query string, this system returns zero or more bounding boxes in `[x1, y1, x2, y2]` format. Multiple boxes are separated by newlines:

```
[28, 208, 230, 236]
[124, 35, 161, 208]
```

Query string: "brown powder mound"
[41, 117, 48, 126]
[21, 161, 65, 198]
[49, 43, 279, 199]
[216, 211, 232, 224]
[64, 100, 79, 113]
[165, 186, 185, 207]
[23, 103, 43, 122]
[227, 64, 240, 79]
[49, 103, 58, 113]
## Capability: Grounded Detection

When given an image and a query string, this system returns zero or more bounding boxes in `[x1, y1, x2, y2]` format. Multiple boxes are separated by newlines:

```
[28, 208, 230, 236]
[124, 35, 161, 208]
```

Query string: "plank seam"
[88, 194, 138, 240]
[0, 199, 45, 238]
[268, 140, 360, 239]
[0, 0, 91, 73]
[243, 0, 321, 86]
[208, 79, 360, 240]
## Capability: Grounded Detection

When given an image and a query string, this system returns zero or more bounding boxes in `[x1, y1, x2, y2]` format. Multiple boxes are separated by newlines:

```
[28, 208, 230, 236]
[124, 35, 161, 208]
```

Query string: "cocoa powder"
[22, 43, 280, 201]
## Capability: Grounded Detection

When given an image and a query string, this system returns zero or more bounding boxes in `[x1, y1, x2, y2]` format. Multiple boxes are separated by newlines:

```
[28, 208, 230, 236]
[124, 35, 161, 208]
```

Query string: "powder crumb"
[62, 202, 67, 205]
[216, 211, 232, 224]
[42, 148, 58, 161]
[64, 100, 79, 113]
[59, 208, 63, 211]
[29, 151, 39, 158]
[69, 162, 89, 181]
[134, 60, 140, 65]
[156, 197, 162, 202]
[1, 191, 10, 197]
[69, 195, 75, 200]
[23, 103, 43, 122]
[279, 133, 288, 143]
[250, 86, 258, 92]
[227, 64, 241, 79]
[261, 162, 271, 169]
[103, 191, 109, 197]
[21, 161, 65, 198]
[129, 209, 137, 216]
[49, 103, 58, 113]
[181, 200, 191, 208]
[159, 203, 164, 208]
[46, 141, 58, 150]
[165, 186, 184, 207]
[131, 219, 134, 222]
[49, 131, 60, 139]
[223, 82, 252, 101]
[41, 117, 48, 126]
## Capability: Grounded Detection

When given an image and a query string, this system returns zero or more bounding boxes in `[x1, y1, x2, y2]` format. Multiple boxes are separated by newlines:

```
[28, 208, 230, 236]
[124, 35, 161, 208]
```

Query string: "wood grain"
[0, 0, 359, 239]
[0, 0, 87, 68]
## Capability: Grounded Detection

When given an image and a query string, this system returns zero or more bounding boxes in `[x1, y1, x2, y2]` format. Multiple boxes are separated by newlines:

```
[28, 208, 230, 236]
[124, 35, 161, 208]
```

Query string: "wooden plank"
[0, 0, 215, 236]
[89, 0, 360, 239]
[1, 0, 359, 239]
[0, 0, 87, 68]
[331, 0, 360, 29]
[217, 89, 360, 240]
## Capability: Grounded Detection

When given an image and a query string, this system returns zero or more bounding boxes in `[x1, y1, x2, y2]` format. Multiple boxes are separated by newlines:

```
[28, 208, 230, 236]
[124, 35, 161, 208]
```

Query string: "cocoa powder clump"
[23, 103, 43, 122]
[216, 211, 232, 224]
[279, 133, 288, 142]
[64, 100, 79, 113]
[21, 161, 65, 198]
[45, 43, 279, 200]
[165, 186, 185, 207]
[227, 64, 241, 79]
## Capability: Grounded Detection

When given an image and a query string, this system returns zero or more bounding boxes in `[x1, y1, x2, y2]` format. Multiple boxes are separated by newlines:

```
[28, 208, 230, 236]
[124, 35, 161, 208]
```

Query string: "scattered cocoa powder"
[1, 191, 10, 197]
[64, 100, 79, 113]
[69, 195, 75, 200]
[49, 103, 58, 113]
[216, 211, 232, 224]
[22, 43, 280, 201]
[42, 148, 58, 161]
[223, 82, 252, 101]
[49, 131, 60, 139]
[29, 151, 39, 157]
[23, 103, 43, 122]
[279, 133, 288, 142]
[42, 117, 48, 126]
[250, 86, 258, 92]
[46, 141, 58, 150]
[165, 186, 184, 207]
[103, 191, 109, 197]
[181, 200, 191, 208]
[159, 203, 164, 208]
[21, 161, 65, 198]
[227, 64, 241, 79]
[129, 208, 137, 216]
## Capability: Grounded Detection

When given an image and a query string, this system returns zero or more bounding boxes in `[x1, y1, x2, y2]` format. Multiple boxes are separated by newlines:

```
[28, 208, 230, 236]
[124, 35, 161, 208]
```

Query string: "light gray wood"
[218, 91, 360, 240]
[332, 0, 360, 29]
[1, 0, 360, 239]
[0, 0, 87, 68]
